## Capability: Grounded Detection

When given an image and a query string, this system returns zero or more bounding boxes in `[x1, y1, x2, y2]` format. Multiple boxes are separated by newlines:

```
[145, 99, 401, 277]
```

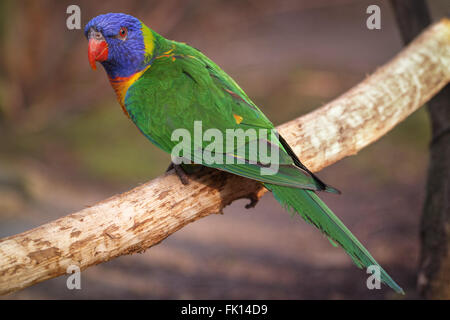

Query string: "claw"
[245, 193, 259, 209]
[167, 162, 190, 185]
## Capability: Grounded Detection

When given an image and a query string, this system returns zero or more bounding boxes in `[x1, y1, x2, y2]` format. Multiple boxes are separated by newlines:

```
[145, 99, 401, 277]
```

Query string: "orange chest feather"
[108, 66, 150, 117]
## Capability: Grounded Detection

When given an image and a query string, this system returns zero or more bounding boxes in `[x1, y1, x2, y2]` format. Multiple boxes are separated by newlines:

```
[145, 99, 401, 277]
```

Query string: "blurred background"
[0, 0, 448, 299]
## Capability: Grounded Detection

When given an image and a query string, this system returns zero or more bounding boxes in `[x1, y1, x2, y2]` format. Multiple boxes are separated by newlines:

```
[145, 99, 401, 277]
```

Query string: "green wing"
[125, 42, 337, 192]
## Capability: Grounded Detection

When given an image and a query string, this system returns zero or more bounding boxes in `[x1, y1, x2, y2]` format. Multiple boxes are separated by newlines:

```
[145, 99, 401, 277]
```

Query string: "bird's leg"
[166, 162, 175, 172]
[166, 162, 190, 185]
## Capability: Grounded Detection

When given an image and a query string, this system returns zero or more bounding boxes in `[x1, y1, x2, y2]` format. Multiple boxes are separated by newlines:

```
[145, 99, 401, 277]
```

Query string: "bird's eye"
[116, 27, 127, 40]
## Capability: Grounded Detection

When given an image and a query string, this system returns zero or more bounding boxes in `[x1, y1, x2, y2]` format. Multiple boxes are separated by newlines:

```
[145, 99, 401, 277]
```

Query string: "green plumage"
[123, 29, 403, 293]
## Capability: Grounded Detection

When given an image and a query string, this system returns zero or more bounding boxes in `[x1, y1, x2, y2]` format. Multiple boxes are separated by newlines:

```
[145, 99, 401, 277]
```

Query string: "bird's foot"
[166, 162, 190, 185]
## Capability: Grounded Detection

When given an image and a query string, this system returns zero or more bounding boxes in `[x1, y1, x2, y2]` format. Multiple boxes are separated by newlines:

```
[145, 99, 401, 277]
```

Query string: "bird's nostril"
[89, 28, 104, 41]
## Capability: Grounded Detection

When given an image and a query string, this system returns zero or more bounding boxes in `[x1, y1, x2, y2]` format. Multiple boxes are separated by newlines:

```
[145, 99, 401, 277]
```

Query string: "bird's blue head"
[84, 13, 155, 79]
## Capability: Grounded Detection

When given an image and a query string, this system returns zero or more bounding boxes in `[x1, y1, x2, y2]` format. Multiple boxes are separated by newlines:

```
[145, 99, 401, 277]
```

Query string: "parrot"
[84, 13, 404, 294]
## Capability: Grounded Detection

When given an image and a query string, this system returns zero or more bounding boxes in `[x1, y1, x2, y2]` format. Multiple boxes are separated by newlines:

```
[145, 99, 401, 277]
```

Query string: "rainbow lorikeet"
[85, 13, 403, 294]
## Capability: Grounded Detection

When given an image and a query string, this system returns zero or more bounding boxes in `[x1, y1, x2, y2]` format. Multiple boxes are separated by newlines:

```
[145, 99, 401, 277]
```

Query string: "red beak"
[88, 38, 108, 70]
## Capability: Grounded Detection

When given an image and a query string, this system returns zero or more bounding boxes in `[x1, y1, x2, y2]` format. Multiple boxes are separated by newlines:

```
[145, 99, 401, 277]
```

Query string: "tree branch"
[391, 1, 450, 299]
[0, 19, 449, 296]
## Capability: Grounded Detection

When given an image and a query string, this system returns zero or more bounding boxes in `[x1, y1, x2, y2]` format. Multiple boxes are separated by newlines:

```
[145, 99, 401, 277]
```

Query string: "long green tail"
[266, 183, 404, 294]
